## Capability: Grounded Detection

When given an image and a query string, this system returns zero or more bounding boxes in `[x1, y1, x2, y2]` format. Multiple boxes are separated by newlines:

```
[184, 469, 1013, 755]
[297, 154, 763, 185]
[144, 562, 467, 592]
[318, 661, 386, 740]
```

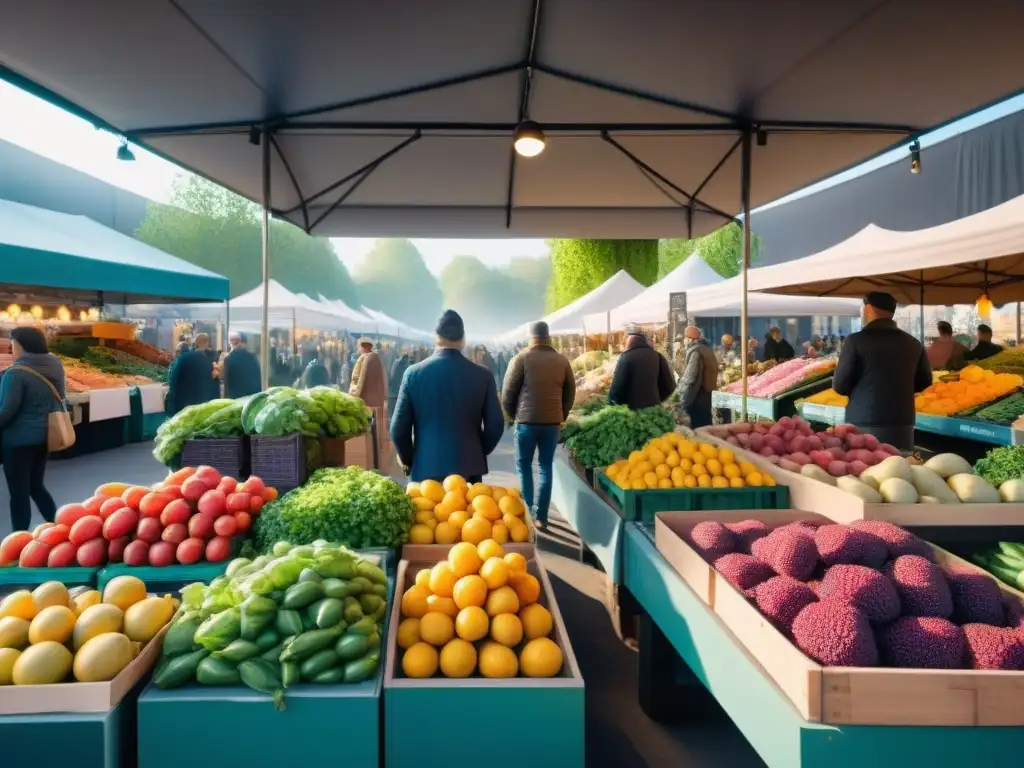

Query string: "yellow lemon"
[519, 603, 554, 639]
[491, 522, 510, 544]
[439, 638, 477, 678]
[724, 463, 741, 479]
[414, 568, 431, 587]
[746, 471, 764, 487]
[498, 495, 525, 518]
[739, 461, 757, 476]
[478, 640, 519, 678]
[0, 591, 38, 622]
[455, 606, 489, 641]
[402, 642, 439, 678]
[28, 605, 76, 645]
[683, 475, 698, 488]
[401, 585, 432, 619]
[628, 450, 644, 463]
[453, 575, 488, 609]
[477, 539, 505, 561]
[480, 557, 510, 589]
[406, 482, 422, 498]
[711, 476, 730, 488]
[434, 522, 459, 545]
[509, 572, 541, 606]
[491, 487, 508, 504]
[654, 464, 671, 480]
[466, 483, 493, 501]
[697, 474, 712, 488]
[396, 618, 421, 649]
[764, 474, 777, 487]
[506, 487, 521, 499]
[680, 458, 693, 474]
[730, 476, 746, 488]
[706, 459, 722, 477]
[699, 443, 718, 459]
[670, 467, 685, 487]
[443, 474, 468, 494]
[448, 542, 483, 578]
[657, 478, 672, 489]
[678, 441, 695, 458]
[419, 611, 455, 646]
[635, 461, 653, 475]
[414, 509, 436, 525]
[520, 637, 563, 678]
[718, 448, 735, 464]
[490, 613, 524, 646]
[665, 451, 680, 468]
[411, 496, 437, 512]
[419, 479, 446, 503]
[646, 447, 665, 465]
[408, 524, 434, 544]
[0, 617, 30, 649]
[0, 648, 19, 686]
[643, 472, 658, 488]
[441, 490, 467, 511]
[32, 582, 70, 611]
[691, 451, 706, 466]
[691, 463, 708, 477]
[485, 586, 520, 617]
[448, 510, 469, 530]
[71, 590, 101, 617]
[426, 595, 459, 617]
[433, 504, 453, 522]
[423, 517, 438, 531]
[461, 517, 492, 545]
[471, 495, 501, 522]
[504, 552, 528, 574]
[509, 520, 530, 543]
[428, 562, 457, 598]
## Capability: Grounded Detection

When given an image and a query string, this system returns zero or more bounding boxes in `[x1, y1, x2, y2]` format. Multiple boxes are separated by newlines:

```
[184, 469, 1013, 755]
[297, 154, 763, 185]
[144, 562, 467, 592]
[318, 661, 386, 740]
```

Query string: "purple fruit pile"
[685, 518, 1024, 670]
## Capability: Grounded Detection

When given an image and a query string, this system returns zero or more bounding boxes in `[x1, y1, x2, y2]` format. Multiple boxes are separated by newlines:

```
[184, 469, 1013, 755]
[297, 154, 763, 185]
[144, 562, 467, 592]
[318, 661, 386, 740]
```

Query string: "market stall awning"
[685, 277, 863, 318]
[0, 198, 228, 303]
[303, 294, 376, 334]
[499, 270, 644, 341]
[179, 279, 341, 332]
[2, 2, 1022, 238]
[589, 255, 724, 330]
[746, 193, 1024, 305]
[355, 306, 433, 342]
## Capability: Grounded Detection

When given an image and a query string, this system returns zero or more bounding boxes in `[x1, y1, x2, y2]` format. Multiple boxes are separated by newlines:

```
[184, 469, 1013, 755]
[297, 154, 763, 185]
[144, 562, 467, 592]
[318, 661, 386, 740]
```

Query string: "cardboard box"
[655, 509, 1024, 726]
[0, 624, 168, 716]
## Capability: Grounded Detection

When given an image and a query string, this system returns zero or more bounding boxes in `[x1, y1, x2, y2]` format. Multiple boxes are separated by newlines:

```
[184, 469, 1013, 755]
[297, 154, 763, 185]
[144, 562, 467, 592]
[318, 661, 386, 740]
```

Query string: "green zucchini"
[254, 629, 280, 652]
[312, 666, 345, 684]
[280, 626, 344, 662]
[310, 598, 345, 629]
[300, 649, 340, 680]
[275, 609, 304, 637]
[343, 652, 380, 684]
[212, 639, 261, 662]
[322, 578, 360, 599]
[154, 649, 208, 689]
[334, 633, 370, 661]
[163, 615, 201, 657]
[283, 581, 324, 609]
[197, 656, 241, 686]
[298, 568, 323, 584]
[281, 661, 301, 689]
[238, 658, 285, 710]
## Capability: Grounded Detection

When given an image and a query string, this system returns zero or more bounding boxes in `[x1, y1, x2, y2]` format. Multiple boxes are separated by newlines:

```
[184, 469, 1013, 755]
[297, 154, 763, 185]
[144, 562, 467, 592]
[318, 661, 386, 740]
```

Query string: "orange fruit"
[443, 475, 468, 493]
[479, 557, 510, 589]
[428, 562, 457, 598]
[447, 542, 482, 577]
[453, 575, 488, 609]
[454, 606, 489, 641]
[504, 552, 527, 574]
[498, 495, 525, 517]
[419, 480, 445, 504]
[471, 495, 501, 522]
[509, 572, 541, 606]
[477, 539, 505, 561]
[441, 490, 467, 512]
[461, 517, 491, 545]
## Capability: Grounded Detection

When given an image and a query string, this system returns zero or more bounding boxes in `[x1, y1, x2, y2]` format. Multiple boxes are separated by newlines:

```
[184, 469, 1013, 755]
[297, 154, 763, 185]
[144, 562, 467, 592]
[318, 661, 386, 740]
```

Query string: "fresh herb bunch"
[254, 467, 415, 551]
[974, 445, 1024, 487]
[563, 404, 675, 468]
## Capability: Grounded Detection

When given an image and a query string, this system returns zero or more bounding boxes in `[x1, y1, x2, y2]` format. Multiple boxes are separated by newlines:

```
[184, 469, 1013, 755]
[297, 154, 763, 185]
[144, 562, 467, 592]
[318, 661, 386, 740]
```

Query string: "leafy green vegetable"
[563, 404, 675, 468]
[153, 398, 243, 464]
[254, 467, 415, 551]
[974, 445, 1024, 487]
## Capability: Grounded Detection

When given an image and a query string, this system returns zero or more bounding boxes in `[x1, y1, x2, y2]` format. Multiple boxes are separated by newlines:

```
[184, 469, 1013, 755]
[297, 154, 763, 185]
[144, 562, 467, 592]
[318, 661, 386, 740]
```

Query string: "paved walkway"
[0, 436, 766, 767]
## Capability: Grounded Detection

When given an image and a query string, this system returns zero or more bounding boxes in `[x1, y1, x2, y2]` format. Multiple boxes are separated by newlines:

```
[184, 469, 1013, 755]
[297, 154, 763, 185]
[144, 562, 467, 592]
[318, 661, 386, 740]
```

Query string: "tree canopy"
[135, 176, 361, 306]
[658, 222, 762, 280]
[439, 254, 551, 336]
[546, 239, 658, 312]
[352, 239, 444, 331]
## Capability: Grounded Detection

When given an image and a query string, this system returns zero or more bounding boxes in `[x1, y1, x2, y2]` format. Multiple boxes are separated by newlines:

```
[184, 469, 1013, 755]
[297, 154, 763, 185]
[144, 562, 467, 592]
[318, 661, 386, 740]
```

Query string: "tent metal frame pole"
[260, 128, 272, 391]
[1017, 303, 1022, 347]
[224, 298, 230, 396]
[919, 273, 926, 343]
[740, 128, 752, 421]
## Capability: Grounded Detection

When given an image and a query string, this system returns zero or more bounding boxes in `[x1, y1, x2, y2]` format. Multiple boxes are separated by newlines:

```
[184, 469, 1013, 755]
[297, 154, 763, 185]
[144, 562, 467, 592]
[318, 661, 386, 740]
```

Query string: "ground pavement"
[0, 434, 766, 768]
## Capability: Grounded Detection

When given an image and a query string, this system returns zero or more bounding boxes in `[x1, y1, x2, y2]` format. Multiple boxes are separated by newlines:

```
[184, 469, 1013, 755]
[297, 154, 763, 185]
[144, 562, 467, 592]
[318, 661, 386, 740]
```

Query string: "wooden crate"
[655, 509, 1024, 726]
[696, 428, 1024, 526]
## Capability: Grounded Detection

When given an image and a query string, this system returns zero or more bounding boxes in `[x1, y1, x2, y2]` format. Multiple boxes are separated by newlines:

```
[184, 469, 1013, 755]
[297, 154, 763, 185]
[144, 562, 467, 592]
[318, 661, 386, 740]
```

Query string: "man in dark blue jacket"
[390, 310, 504, 482]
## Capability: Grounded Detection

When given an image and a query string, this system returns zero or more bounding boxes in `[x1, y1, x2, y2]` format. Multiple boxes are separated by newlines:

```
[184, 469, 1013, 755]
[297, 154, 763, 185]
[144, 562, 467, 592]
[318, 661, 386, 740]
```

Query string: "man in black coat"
[963, 323, 1004, 362]
[833, 292, 932, 451]
[223, 332, 262, 398]
[607, 327, 675, 410]
[165, 344, 215, 416]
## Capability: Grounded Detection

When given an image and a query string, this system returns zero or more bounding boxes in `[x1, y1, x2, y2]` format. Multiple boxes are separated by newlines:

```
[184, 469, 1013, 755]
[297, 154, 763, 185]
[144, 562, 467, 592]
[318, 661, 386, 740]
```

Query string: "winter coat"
[166, 349, 215, 417]
[223, 348, 262, 399]
[350, 351, 387, 407]
[676, 339, 719, 409]
[501, 344, 575, 425]
[963, 339, 1004, 362]
[607, 338, 675, 410]
[0, 353, 66, 447]
[764, 335, 796, 362]
[390, 356, 411, 397]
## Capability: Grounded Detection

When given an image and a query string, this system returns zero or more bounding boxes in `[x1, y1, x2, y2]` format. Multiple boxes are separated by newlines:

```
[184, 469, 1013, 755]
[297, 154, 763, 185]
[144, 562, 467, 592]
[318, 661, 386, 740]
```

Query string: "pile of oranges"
[915, 365, 1023, 416]
[604, 432, 775, 491]
[406, 476, 532, 545]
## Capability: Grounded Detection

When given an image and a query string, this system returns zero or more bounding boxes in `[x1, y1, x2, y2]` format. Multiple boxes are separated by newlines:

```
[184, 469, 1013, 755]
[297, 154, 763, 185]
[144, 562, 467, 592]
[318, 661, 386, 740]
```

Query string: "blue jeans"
[514, 424, 559, 524]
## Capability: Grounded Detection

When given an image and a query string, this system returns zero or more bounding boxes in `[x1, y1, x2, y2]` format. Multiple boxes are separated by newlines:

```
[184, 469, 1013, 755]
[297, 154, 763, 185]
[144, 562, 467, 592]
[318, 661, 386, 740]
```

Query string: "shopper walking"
[349, 338, 387, 408]
[607, 326, 675, 410]
[926, 321, 967, 370]
[833, 292, 932, 451]
[391, 310, 504, 482]
[675, 326, 718, 429]
[502, 322, 575, 528]
[0, 327, 65, 530]
[194, 333, 221, 399]
[166, 336, 216, 416]
[222, 332, 262, 398]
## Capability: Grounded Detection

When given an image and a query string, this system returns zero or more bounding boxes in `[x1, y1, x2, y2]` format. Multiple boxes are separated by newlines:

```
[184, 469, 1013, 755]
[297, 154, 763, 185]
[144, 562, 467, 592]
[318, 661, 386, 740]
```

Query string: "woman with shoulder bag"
[0, 327, 71, 531]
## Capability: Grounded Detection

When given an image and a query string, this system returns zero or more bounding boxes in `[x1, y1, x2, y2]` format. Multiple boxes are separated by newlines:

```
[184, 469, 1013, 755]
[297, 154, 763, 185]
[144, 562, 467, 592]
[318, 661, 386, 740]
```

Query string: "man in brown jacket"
[349, 338, 387, 408]
[502, 322, 575, 527]
[676, 326, 718, 429]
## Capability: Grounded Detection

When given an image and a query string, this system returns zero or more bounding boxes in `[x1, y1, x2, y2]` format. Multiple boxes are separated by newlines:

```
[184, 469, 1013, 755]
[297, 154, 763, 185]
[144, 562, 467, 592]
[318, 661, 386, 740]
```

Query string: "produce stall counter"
[622, 523, 1024, 768]
[0, 698, 132, 768]
[712, 378, 832, 421]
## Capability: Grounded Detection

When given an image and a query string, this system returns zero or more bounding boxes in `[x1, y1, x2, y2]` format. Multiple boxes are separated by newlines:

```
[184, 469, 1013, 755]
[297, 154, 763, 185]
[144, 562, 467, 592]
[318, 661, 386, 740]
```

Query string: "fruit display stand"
[712, 378, 833, 421]
[384, 556, 584, 768]
[622, 522, 1024, 767]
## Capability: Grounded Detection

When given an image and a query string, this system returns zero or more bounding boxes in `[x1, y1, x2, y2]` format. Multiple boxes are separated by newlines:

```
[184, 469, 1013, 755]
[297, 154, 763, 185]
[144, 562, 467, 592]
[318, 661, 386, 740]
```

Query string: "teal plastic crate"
[595, 470, 790, 523]
[97, 561, 231, 593]
[0, 566, 99, 590]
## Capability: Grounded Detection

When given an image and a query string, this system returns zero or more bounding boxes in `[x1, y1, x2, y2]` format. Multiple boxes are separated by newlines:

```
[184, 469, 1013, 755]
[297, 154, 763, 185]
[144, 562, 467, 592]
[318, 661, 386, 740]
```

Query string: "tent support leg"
[919, 274, 926, 343]
[1017, 303, 1022, 347]
[260, 128, 272, 391]
[740, 129, 752, 422]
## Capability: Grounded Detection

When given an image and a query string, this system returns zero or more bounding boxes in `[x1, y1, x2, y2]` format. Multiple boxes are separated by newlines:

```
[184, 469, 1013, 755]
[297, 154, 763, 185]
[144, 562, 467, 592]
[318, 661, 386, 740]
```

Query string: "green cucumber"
[275, 609, 304, 637]
[154, 649, 208, 689]
[334, 633, 370, 661]
[283, 581, 324, 609]
[343, 652, 380, 684]
[197, 656, 241, 686]
[310, 598, 345, 629]
[281, 661, 301, 688]
[280, 626, 344, 662]
[238, 658, 286, 710]
[312, 666, 345, 684]
[254, 629, 280, 652]
[212, 639, 261, 662]
[300, 649, 340, 680]
[163, 616, 201, 657]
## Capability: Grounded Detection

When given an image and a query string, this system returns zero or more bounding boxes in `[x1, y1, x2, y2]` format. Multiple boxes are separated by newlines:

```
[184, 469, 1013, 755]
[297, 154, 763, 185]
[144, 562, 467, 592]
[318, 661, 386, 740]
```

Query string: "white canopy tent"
[359, 306, 433, 342]
[587, 255, 724, 331]
[747, 193, 1024, 306]
[309, 293, 377, 334]
[199, 280, 345, 332]
[685, 277, 863, 318]
[497, 269, 644, 342]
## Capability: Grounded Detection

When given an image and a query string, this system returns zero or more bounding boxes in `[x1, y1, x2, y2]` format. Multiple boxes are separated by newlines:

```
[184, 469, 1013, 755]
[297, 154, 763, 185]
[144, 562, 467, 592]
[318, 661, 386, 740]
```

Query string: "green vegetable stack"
[562, 404, 675, 468]
[254, 467, 415, 552]
[973, 541, 1024, 591]
[242, 386, 372, 439]
[155, 542, 389, 706]
[153, 399, 245, 464]
[974, 393, 1024, 424]
[974, 445, 1024, 487]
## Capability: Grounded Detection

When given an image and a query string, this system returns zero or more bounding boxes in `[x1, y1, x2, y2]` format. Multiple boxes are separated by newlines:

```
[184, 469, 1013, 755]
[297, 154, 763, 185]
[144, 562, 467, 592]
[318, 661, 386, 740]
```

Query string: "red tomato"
[226, 492, 251, 513]
[99, 497, 128, 520]
[37, 524, 70, 547]
[159, 498, 192, 527]
[158, 484, 184, 501]
[123, 540, 150, 566]
[148, 541, 176, 567]
[216, 477, 238, 496]
[47, 541, 78, 567]
[107, 536, 130, 563]
[261, 487, 278, 503]
[161, 523, 188, 545]
[55, 503, 90, 528]
[76, 538, 108, 567]
[233, 511, 252, 533]
[180, 477, 207, 502]
[18, 540, 51, 568]
[176, 538, 204, 565]
[138, 492, 173, 519]
[239, 476, 266, 496]
[198, 490, 227, 518]
[194, 465, 222, 490]
[166, 466, 197, 486]
[69, 516, 103, 546]
[249, 495, 264, 514]
[103, 508, 139, 541]
[32, 522, 55, 539]
[0, 531, 34, 565]
[205, 536, 232, 562]
[82, 494, 112, 515]
[213, 515, 237, 538]
[120, 486, 150, 510]
[135, 517, 163, 544]
[187, 513, 214, 539]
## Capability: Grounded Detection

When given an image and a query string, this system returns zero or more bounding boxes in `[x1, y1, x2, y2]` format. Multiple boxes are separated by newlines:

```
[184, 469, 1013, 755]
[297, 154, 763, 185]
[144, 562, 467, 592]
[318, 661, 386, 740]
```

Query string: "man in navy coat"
[390, 310, 504, 482]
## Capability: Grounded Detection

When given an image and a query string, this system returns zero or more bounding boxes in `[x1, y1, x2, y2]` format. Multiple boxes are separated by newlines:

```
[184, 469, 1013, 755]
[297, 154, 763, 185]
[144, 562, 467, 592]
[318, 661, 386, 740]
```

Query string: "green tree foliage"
[439, 254, 551, 336]
[135, 176, 361, 306]
[352, 239, 444, 330]
[657, 222, 762, 279]
[546, 239, 658, 312]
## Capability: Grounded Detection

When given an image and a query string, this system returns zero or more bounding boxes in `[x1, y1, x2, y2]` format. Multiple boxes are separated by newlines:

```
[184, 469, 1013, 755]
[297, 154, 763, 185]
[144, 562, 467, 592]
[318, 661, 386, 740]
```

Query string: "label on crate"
[914, 414, 1016, 446]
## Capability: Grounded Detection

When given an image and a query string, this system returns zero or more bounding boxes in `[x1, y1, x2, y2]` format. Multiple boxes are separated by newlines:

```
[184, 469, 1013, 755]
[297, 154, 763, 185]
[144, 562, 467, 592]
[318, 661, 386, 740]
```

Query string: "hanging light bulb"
[56, 306, 71, 322]
[7, 304, 20, 317]
[513, 120, 546, 157]
[79, 310, 89, 322]
[87, 308, 100, 321]
[30, 305, 43, 319]
[976, 292, 993, 318]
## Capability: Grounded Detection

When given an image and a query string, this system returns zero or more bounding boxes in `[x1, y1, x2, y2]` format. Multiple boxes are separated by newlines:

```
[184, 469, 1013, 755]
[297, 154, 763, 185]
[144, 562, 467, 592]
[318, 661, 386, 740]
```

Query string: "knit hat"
[435, 309, 465, 342]
[530, 321, 550, 339]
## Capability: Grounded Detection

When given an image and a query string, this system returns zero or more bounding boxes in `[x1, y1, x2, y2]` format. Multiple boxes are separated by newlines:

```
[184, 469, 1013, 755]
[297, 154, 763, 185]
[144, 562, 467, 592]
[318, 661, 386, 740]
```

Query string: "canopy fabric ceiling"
[0, 198, 228, 303]
[746, 193, 1024, 305]
[590, 255, 725, 330]
[499, 270, 645, 341]
[2, 1, 1023, 238]
[685, 277, 863, 318]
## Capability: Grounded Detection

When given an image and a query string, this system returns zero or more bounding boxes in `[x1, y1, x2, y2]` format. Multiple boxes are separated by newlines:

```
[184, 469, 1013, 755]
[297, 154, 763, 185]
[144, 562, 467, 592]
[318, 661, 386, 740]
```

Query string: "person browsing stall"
[675, 326, 718, 429]
[607, 326, 675, 410]
[926, 321, 967, 370]
[963, 324, 1004, 362]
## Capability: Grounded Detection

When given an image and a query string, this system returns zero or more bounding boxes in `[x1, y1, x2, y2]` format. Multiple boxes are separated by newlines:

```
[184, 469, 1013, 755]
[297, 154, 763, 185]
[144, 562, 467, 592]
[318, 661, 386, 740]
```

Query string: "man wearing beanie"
[501, 321, 575, 527]
[390, 309, 504, 482]
[833, 291, 932, 451]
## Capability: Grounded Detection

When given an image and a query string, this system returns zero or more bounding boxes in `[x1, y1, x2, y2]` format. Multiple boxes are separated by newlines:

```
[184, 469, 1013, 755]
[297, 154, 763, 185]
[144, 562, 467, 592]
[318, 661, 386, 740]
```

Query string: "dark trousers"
[3, 443, 56, 532]
[514, 423, 559, 524]
[685, 391, 714, 429]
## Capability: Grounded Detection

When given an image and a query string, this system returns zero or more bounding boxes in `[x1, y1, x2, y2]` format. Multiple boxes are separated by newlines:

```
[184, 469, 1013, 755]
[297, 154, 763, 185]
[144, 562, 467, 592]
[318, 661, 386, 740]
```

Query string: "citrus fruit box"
[0, 624, 168, 716]
[383, 556, 585, 768]
[653, 508, 1024, 727]
[401, 514, 536, 561]
[696, 427, 1024, 527]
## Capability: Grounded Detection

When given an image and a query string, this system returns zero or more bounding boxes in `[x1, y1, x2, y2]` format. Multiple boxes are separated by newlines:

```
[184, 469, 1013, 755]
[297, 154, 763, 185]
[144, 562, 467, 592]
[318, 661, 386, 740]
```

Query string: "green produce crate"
[0, 565, 98, 591]
[126, 387, 168, 443]
[595, 470, 790, 523]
